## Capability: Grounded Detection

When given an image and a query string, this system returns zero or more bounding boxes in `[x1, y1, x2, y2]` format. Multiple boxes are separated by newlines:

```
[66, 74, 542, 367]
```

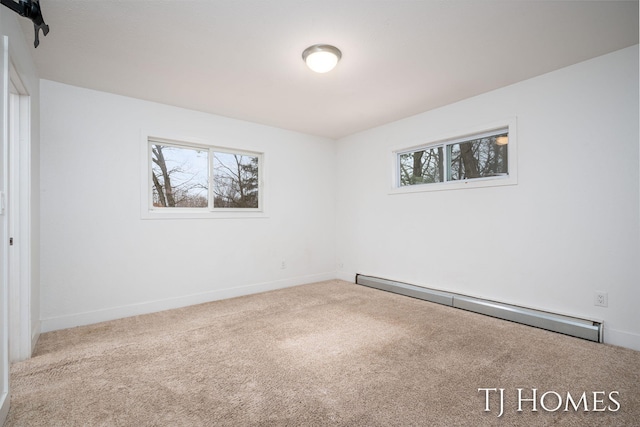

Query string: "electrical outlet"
[280, 260, 287, 270]
[594, 291, 608, 307]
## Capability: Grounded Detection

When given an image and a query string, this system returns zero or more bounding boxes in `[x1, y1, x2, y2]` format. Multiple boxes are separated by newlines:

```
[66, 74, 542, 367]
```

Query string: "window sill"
[141, 209, 268, 220]
[389, 174, 517, 195]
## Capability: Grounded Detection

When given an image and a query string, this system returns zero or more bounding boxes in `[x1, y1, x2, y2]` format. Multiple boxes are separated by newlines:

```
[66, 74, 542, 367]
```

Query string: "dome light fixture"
[302, 44, 342, 73]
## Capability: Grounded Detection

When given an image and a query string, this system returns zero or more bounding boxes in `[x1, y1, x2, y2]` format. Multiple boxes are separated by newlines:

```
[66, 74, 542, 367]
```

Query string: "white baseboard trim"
[0, 391, 9, 427]
[41, 272, 336, 333]
[604, 327, 640, 351]
[335, 271, 356, 282]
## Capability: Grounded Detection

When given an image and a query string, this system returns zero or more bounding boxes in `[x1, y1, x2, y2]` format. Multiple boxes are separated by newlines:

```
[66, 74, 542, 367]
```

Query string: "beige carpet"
[5, 280, 640, 426]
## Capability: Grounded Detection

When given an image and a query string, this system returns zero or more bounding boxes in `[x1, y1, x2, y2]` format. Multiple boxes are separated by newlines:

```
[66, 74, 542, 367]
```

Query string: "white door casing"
[8, 61, 31, 363]
[1, 34, 12, 426]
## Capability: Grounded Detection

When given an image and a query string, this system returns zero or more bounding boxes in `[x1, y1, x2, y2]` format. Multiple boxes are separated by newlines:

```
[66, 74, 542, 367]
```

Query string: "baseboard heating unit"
[355, 274, 603, 343]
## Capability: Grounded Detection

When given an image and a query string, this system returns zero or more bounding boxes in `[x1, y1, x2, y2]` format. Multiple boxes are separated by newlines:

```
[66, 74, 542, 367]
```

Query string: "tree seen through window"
[150, 143, 260, 209]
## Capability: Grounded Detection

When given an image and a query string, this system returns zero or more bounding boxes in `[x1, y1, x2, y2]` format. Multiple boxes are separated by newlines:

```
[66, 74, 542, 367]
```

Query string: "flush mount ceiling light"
[302, 44, 342, 73]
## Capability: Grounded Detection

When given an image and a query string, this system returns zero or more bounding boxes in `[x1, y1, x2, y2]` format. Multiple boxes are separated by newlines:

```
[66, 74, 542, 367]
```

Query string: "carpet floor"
[5, 280, 640, 426]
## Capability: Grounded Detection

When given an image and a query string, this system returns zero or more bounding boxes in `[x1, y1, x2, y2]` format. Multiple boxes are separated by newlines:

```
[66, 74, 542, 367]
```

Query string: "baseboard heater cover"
[355, 274, 602, 343]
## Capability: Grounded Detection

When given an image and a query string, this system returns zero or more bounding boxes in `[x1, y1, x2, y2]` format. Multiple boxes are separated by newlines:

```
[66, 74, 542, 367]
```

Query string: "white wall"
[335, 46, 640, 350]
[40, 46, 640, 352]
[39, 80, 336, 331]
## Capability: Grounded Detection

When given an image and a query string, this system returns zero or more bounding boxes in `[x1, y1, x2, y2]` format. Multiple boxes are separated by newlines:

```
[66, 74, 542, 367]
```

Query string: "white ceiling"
[21, 1, 639, 139]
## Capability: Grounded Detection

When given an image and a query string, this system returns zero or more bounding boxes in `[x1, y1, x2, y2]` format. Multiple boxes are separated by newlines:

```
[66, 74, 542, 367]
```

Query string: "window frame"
[390, 117, 517, 194]
[141, 133, 266, 219]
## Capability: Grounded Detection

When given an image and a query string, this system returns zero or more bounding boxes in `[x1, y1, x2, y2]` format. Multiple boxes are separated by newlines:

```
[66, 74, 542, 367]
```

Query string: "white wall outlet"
[594, 291, 608, 307]
[280, 260, 287, 269]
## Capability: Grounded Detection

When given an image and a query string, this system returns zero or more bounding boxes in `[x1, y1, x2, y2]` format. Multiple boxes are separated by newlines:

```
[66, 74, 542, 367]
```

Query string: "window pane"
[447, 133, 508, 181]
[399, 146, 444, 186]
[213, 152, 260, 208]
[151, 144, 209, 207]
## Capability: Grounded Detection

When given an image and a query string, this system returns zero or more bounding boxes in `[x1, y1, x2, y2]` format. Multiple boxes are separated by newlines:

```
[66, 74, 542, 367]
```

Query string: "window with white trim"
[145, 137, 263, 216]
[393, 122, 516, 192]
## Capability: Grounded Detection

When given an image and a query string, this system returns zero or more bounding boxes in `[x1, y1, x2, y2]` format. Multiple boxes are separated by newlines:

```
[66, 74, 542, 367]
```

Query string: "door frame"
[7, 60, 31, 363]
[0, 34, 11, 427]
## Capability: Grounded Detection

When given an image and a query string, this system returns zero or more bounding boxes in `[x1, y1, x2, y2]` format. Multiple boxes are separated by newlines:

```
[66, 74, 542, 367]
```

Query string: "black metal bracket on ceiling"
[1, 0, 49, 48]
